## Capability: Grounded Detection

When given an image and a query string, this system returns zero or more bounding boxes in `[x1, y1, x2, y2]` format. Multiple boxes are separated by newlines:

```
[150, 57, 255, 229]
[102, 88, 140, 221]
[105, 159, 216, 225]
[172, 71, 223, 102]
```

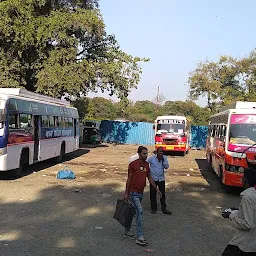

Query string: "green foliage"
[72, 97, 209, 125]
[188, 50, 256, 112]
[0, 0, 148, 99]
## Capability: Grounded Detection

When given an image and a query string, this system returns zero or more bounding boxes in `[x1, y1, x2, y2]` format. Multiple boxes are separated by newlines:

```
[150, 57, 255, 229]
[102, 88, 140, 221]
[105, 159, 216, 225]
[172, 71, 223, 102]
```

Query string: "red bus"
[206, 101, 256, 188]
[154, 115, 190, 156]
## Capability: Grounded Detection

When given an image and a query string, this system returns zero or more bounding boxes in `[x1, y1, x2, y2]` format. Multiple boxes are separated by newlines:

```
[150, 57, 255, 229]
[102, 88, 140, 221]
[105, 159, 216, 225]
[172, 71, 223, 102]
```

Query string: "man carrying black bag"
[123, 146, 161, 246]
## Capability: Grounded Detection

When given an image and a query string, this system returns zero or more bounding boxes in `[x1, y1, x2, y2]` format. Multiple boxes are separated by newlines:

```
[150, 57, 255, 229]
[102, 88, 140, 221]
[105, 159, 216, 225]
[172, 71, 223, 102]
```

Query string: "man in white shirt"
[128, 146, 143, 164]
[222, 168, 256, 255]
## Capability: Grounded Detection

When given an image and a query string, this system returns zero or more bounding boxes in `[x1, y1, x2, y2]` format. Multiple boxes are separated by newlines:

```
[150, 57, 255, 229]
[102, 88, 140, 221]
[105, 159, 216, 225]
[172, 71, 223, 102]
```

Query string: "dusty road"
[0, 144, 241, 256]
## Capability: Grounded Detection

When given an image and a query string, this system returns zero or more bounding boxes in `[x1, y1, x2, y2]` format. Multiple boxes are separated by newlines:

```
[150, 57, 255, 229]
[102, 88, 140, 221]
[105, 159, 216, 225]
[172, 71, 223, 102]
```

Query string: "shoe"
[151, 210, 157, 214]
[162, 209, 172, 215]
[123, 231, 135, 239]
[136, 238, 147, 246]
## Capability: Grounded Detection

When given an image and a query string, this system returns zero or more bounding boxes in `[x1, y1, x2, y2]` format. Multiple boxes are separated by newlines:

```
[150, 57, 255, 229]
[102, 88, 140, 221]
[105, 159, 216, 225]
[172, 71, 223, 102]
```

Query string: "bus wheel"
[56, 143, 65, 163]
[11, 152, 27, 178]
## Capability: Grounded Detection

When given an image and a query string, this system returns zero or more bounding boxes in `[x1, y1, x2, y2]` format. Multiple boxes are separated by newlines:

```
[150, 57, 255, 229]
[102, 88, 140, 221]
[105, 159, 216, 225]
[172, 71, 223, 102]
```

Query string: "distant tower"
[156, 86, 160, 105]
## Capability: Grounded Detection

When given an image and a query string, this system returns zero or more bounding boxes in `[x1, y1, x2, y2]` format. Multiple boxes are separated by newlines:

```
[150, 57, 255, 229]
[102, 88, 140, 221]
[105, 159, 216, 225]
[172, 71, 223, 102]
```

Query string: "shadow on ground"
[0, 148, 90, 181]
[0, 179, 241, 256]
[195, 158, 243, 195]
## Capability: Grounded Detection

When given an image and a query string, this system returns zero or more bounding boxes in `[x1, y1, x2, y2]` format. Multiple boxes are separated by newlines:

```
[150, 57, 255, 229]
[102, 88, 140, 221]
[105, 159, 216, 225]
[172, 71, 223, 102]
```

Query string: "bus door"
[33, 115, 40, 162]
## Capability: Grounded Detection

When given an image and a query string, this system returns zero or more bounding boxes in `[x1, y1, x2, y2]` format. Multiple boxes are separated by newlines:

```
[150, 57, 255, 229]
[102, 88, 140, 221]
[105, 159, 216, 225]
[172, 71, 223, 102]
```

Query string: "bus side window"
[68, 118, 73, 127]
[20, 114, 32, 129]
[8, 113, 19, 129]
[42, 116, 49, 127]
[61, 117, 67, 128]
[54, 116, 61, 127]
[49, 116, 55, 127]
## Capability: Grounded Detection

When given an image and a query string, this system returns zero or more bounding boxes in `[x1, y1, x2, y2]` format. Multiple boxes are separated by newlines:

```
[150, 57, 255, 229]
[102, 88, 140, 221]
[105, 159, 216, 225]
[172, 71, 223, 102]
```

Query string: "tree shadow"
[195, 158, 242, 195]
[0, 181, 241, 256]
[190, 126, 208, 149]
[79, 144, 109, 149]
[100, 121, 154, 145]
[0, 148, 90, 181]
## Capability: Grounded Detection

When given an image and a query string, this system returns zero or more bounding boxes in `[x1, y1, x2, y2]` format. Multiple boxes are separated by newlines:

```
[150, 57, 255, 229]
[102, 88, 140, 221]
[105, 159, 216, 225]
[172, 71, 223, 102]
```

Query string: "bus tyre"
[56, 143, 65, 163]
[11, 154, 25, 178]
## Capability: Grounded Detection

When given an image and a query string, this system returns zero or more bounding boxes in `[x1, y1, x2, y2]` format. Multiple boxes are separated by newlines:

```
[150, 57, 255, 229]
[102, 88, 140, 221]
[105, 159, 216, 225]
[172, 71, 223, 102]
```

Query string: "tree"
[72, 97, 90, 121]
[188, 51, 256, 112]
[163, 100, 210, 125]
[86, 97, 116, 120]
[131, 100, 157, 122]
[0, 0, 148, 100]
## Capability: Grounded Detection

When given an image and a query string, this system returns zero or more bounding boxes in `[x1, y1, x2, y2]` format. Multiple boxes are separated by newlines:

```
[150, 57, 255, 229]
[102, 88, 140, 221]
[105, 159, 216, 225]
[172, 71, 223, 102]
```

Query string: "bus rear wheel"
[11, 151, 28, 178]
[56, 143, 65, 163]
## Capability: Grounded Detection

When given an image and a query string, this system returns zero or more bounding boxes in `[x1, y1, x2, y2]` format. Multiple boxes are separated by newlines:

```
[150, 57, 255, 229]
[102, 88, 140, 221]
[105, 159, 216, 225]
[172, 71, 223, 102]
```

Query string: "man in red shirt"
[124, 146, 161, 246]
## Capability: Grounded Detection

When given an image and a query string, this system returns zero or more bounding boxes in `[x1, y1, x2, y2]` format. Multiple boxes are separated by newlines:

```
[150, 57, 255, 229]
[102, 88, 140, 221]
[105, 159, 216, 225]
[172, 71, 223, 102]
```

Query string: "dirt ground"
[0, 144, 242, 256]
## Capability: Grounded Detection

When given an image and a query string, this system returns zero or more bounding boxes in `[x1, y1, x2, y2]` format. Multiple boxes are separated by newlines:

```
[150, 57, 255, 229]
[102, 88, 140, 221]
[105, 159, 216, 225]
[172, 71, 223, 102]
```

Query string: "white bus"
[0, 88, 79, 177]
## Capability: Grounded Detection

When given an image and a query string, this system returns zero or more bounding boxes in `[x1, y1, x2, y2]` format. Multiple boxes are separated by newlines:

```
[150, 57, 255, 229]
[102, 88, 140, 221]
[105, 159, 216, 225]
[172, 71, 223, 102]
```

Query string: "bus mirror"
[153, 124, 155, 130]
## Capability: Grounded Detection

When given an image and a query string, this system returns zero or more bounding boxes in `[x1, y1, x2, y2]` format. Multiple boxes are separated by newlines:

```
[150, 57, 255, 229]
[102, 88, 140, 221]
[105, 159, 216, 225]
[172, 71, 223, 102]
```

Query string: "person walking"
[147, 147, 172, 215]
[124, 146, 161, 246]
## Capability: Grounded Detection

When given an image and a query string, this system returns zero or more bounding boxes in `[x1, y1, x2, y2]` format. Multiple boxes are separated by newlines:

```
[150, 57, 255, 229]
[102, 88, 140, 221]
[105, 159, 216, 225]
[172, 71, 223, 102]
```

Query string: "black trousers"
[222, 245, 256, 256]
[150, 180, 166, 211]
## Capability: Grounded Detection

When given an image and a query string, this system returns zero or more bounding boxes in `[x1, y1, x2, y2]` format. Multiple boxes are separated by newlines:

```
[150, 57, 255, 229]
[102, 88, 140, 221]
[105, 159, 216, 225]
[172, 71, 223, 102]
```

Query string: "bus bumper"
[155, 144, 186, 152]
[223, 170, 243, 187]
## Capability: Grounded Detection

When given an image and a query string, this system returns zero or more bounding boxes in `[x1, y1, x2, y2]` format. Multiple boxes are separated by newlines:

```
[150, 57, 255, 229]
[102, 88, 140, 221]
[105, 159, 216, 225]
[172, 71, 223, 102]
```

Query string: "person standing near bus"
[124, 146, 161, 246]
[147, 147, 172, 215]
[222, 169, 256, 255]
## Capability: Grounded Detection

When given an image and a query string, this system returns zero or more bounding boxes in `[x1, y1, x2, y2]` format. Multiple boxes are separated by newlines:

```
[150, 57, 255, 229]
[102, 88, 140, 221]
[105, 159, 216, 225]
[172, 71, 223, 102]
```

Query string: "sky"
[89, 0, 256, 107]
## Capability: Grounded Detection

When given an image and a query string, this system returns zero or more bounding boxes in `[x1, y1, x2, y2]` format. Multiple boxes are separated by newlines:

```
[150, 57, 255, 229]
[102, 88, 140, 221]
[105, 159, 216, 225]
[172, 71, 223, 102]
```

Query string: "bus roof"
[0, 88, 70, 107]
[156, 115, 186, 120]
[211, 101, 256, 119]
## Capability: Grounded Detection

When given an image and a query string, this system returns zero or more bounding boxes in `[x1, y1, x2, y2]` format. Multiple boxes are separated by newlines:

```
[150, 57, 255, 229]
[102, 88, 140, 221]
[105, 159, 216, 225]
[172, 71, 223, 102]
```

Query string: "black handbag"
[113, 199, 136, 227]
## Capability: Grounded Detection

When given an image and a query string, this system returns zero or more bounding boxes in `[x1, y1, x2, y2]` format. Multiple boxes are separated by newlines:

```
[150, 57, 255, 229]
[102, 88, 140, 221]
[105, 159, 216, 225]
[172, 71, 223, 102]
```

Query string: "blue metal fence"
[190, 126, 208, 149]
[100, 120, 154, 145]
[100, 120, 208, 148]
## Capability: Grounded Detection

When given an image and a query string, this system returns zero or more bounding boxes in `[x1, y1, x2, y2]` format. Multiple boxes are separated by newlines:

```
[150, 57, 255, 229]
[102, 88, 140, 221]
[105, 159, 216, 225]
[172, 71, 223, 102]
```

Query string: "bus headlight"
[178, 142, 185, 145]
[156, 142, 162, 145]
[238, 167, 244, 173]
[230, 166, 237, 172]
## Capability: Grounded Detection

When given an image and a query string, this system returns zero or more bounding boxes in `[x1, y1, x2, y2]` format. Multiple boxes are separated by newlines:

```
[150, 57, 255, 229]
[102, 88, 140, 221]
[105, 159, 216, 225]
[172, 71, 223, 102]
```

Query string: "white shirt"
[128, 153, 139, 164]
[229, 187, 256, 252]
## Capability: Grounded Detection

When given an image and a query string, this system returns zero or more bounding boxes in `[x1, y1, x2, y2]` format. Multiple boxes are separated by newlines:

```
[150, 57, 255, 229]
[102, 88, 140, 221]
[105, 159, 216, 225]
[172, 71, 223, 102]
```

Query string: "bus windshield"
[156, 123, 185, 134]
[229, 124, 256, 145]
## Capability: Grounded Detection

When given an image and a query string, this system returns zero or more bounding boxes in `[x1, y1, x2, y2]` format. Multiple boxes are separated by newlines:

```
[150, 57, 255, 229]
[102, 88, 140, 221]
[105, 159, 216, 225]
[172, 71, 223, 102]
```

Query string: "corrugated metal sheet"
[190, 126, 208, 149]
[100, 120, 154, 145]
[100, 121, 208, 148]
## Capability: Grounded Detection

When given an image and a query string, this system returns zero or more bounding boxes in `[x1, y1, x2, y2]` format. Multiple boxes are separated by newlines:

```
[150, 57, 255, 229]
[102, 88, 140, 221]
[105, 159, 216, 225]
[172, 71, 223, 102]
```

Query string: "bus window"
[20, 114, 32, 129]
[49, 116, 55, 127]
[54, 116, 61, 127]
[8, 113, 19, 129]
[42, 116, 49, 127]
[8, 99, 18, 111]
[17, 99, 32, 112]
[68, 118, 73, 127]
[63, 117, 69, 128]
